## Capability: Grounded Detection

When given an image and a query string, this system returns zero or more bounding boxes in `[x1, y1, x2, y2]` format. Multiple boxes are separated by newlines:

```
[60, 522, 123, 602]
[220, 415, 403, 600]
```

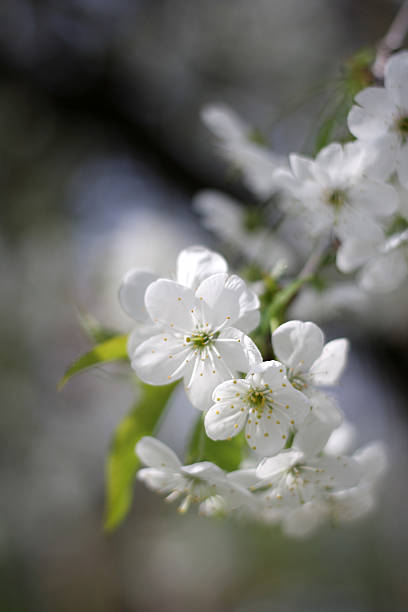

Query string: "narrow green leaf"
[58, 334, 128, 390]
[104, 381, 178, 531]
[186, 416, 245, 472]
[265, 276, 311, 333]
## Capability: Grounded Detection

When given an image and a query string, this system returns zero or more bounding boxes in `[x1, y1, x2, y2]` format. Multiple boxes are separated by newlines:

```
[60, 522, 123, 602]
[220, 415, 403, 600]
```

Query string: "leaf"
[58, 334, 128, 390]
[186, 416, 246, 472]
[104, 381, 178, 531]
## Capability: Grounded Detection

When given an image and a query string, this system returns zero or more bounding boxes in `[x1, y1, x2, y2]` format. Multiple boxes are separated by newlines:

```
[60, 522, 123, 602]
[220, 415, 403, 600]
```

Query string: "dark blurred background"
[1, 1, 408, 611]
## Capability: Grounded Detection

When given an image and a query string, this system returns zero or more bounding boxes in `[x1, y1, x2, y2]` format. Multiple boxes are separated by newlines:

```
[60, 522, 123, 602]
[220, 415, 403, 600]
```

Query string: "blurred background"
[1, 1, 408, 610]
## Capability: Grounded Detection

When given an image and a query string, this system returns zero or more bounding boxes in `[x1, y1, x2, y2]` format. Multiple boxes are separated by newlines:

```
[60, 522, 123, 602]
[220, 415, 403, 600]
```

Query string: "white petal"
[282, 501, 328, 538]
[272, 320, 324, 373]
[289, 154, 316, 181]
[306, 455, 361, 490]
[347, 87, 395, 140]
[396, 142, 408, 189]
[235, 308, 261, 334]
[201, 103, 247, 142]
[195, 273, 241, 328]
[331, 486, 375, 522]
[316, 142, 344, 176]
[176, 245, 227, 291]
[119, 269, 158, 322]
[228, 469, 259, 489]
[359, 250, 408, 292]
[294, 392, 343, 456]
[185, 352, 230, 411]
[257, 450, 304, 479]
[308, 338, 349, 386]
[127, 322, 159, 358]
[136, 436, 181, 469]
[336, 232, 383, 274]
[204, 399, 248, 440]
[132, 333, 191, 385]
[225, 274, 260, 327]
[348, 180, 398, 218]
[384, 50, 408, 107]
[214, 327, 262, 374]
[137, 468, 185, 493]
[362, 133, 399, 181]
[249, 360, 287, 388]
[324, 421, 356, 456]
[353, 441, 388, 484]
[145, 279, 196, 333]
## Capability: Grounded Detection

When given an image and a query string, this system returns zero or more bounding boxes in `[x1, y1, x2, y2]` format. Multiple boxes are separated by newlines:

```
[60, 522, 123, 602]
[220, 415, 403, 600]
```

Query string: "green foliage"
[261, 276, 311, 334]
[104, 381, 178, 531]
[58, 334, 128, 390]
[186, 415, 246, 472]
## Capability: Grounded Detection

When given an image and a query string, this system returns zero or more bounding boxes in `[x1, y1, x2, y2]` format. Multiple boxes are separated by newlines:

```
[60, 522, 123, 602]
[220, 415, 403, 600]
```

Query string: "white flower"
[120, 245, 260, 355]
[254, 446, 361, 537]
[132, 272, 262, 410]
[358, 229, 408, 292]
[201, 103, 287, 198]
[288, 282, 367, 323]
[328, 441, 388, 524]
[204, 360, 309, 456]
[193, 190, 295, 273]
[274, 141, 398, 249]
[348, 51, 408, 188]
[338, 227, 408, 292]
[271, 320, 349, 395]
[136, 436, 253, 515]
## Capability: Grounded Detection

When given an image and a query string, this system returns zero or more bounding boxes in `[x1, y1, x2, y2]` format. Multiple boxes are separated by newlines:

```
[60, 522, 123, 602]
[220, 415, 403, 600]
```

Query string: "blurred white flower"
[193, 190, 295, 274]
[288, 282, 367, 323]
[348, 51, 408, 188]
[131, 272, 261, 410]
[201, 103, 287, 198]
[274, 141, 398, 260]
[204, 360, 309, 456]
[136, 436, 253, 515]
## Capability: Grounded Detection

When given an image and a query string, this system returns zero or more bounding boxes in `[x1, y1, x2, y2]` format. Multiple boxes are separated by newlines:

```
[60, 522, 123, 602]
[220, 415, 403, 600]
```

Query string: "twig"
[298, 234, 332, 280]
[372, 0, 408, 80]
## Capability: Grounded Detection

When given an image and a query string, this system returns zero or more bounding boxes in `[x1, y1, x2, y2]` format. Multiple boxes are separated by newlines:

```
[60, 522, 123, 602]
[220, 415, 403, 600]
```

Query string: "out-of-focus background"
[1, 1, 408, 611]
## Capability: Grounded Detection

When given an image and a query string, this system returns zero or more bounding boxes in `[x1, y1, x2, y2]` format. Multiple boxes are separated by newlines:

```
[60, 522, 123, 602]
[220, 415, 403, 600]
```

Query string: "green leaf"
[185, 416, 246, 472]
[104, 381, 178, 531]
[58, 334, 128, 390]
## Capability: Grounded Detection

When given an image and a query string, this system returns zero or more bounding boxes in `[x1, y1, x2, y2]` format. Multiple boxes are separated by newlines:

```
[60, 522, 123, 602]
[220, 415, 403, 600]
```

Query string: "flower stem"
[372, 0, 408, 80]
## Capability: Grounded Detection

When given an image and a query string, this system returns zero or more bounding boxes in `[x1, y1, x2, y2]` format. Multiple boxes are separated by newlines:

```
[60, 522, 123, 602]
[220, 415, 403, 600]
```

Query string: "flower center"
[247, 389, 267, 408]
[327, 188, 346, 209]
[186, 332, 213, 349]
[290, 375, 307, 392]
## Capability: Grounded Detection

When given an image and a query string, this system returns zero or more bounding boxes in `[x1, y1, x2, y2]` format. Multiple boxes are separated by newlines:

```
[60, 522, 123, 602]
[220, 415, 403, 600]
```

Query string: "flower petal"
[306, 455, 361, 490]
[384, 50, 408, 107]
[176, 245, 227, 291]
[396, 141, 408, 189]
[353, 441, 388, 484]
[348, 180, 398, 218]
[272, 320, 324, 373]
[119, 269, 158, 322]
[294, 391, 343, 456]
[196, 273, 242, 328]
[308, 338, 349, 386]
[257, 450, 304, 479]
[282, 501, 328, 538]
[132, 333, 191, 385]
[214, 327, 262, 374]
[359, 249, 408, 292]
[184, 352, 230, 411]
[136, 436, 182, 469]
[348, 87, 395, 139]
[137, 468, 185, 492]
[144, 279, 196, 333]
[204, 398, 248, 440]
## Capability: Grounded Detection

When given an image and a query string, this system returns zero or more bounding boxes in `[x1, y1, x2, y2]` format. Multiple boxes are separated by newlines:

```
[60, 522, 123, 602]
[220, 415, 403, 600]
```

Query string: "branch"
[372, 0, 408, 80]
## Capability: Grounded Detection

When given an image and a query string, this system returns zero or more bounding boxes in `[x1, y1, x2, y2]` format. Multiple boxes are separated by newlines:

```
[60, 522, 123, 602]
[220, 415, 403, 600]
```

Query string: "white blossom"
[271, 320, 349, 395]
[204, 360, 309, 456]
[132, 272, 262, 410]
[136, 436, 254, 515]
[274, 141, 398, 255]
[120, 245, 260, 357]
[193, 190, 295, 273]
[201, 103, 287, 198]
[348, 51, 408, 188]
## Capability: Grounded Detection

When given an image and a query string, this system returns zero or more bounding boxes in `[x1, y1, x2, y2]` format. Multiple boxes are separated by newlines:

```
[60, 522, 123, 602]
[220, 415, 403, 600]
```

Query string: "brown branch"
[372, 0, 408, 80]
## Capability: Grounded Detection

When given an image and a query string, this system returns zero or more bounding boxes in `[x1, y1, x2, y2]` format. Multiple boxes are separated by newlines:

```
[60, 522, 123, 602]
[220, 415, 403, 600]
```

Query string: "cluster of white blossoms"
[198, 51, 408, 295]
[120, 245, 387, 537]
